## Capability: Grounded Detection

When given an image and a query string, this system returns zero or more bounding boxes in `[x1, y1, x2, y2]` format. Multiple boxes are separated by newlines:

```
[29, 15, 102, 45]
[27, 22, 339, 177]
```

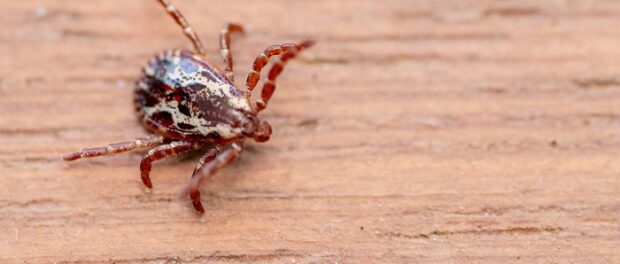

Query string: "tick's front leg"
[245, 42, 301, 93]
[256, 40, 315, 112]
[63, 134, 164, 161]
[140, 141, 203, 189]
[244, 40, 315, 110]
[156, 0, 207, 57]
[185, 142, 243, 214]
[219, 23, 244, 82]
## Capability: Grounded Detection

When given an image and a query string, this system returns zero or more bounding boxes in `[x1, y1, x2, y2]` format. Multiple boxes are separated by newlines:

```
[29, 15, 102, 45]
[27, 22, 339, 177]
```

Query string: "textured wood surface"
[1, 0, 620, 263]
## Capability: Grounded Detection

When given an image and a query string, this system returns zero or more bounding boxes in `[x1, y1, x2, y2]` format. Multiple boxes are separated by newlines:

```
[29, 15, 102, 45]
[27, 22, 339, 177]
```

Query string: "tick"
[64, 0, 314, 214]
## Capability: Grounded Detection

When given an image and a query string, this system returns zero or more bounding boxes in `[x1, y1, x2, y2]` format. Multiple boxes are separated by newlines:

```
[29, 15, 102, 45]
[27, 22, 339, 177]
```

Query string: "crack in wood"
[574, 78, 620, 89]
[482, 7, 542, 17]
[65, 250, 305, 263]
[376, 226, 565, 240]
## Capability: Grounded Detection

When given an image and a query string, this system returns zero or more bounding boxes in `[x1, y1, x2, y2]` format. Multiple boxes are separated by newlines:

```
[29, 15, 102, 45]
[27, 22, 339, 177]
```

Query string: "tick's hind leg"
[63, 135, 164, 161]
[140, 141, 203, 189]
[185, 142, 242, 214]
[157, 0, 207, 56]
[220, 23, 244, 82]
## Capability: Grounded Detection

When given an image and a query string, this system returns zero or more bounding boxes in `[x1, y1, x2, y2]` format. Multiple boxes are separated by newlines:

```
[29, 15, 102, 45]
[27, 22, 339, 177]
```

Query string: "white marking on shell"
[139, 50, 254, 139]
[162, 51, 252, 112]
[144, 66, 155, 76]
[143, 101, 242, 139]
[138, 81, 149, 90]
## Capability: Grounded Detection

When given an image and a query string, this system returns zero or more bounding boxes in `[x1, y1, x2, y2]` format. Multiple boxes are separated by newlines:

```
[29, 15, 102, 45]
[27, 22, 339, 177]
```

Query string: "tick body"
[64, 0, 314, 214]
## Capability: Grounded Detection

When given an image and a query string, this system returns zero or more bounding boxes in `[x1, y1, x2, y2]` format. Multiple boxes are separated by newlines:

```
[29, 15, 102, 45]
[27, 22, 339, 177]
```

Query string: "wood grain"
[1, 0, 619, 263]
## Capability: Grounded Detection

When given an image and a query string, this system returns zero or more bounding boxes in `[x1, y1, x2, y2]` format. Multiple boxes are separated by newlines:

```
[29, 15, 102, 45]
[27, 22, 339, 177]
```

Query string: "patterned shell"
[134, 50, 254, 142]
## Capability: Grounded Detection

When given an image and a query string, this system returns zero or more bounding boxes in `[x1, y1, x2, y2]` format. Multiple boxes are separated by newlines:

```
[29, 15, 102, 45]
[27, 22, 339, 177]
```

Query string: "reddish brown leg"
[63, 135, 164, 161]
[255, 40, 315, 112]
[185, 142, 243, 214]
[219, 23, 244, 82]
[245, 40, 315, 94]
[140, 141, 203, 189]
[157, 0, 207, 57]
[192, 145, 222, 176]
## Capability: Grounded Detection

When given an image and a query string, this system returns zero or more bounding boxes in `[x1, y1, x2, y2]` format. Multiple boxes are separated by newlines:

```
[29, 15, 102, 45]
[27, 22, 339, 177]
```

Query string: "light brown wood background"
[1, 0, 619, 263]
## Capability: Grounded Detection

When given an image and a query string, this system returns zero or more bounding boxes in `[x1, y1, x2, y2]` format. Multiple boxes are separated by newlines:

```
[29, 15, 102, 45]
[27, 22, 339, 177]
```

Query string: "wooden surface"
[1, 0, 619, 263]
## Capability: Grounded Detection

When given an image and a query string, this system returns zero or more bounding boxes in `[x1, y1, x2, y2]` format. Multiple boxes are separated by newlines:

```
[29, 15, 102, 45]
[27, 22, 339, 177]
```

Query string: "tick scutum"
[135, 49, 254, 143]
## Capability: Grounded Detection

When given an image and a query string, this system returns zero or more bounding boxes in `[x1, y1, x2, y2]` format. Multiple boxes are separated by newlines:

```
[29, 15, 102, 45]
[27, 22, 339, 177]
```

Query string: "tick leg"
[192, 145, 222, 176]
[63, 134, 164, 161]
[245, 40, 315, 94]
[185, 142, 243, 214]
[255, 40, 315, 112]
[220, 23, 244, 82]
[140, 141, 203, 189]
[157, 0, 207, 57]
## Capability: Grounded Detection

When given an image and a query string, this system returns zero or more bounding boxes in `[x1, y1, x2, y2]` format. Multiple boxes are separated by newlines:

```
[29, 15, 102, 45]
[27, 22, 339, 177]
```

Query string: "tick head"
[240, 114, 272, 143]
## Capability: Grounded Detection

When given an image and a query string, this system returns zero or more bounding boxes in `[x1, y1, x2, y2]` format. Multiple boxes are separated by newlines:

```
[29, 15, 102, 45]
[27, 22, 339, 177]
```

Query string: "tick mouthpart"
[241, 114, 259, 135]
[253, 120, 272, 142]
[240, 114, 271, 142]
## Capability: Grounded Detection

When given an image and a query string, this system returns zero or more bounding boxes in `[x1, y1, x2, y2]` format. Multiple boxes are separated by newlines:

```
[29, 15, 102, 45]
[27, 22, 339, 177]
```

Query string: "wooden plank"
[1, 0, 619, 263]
